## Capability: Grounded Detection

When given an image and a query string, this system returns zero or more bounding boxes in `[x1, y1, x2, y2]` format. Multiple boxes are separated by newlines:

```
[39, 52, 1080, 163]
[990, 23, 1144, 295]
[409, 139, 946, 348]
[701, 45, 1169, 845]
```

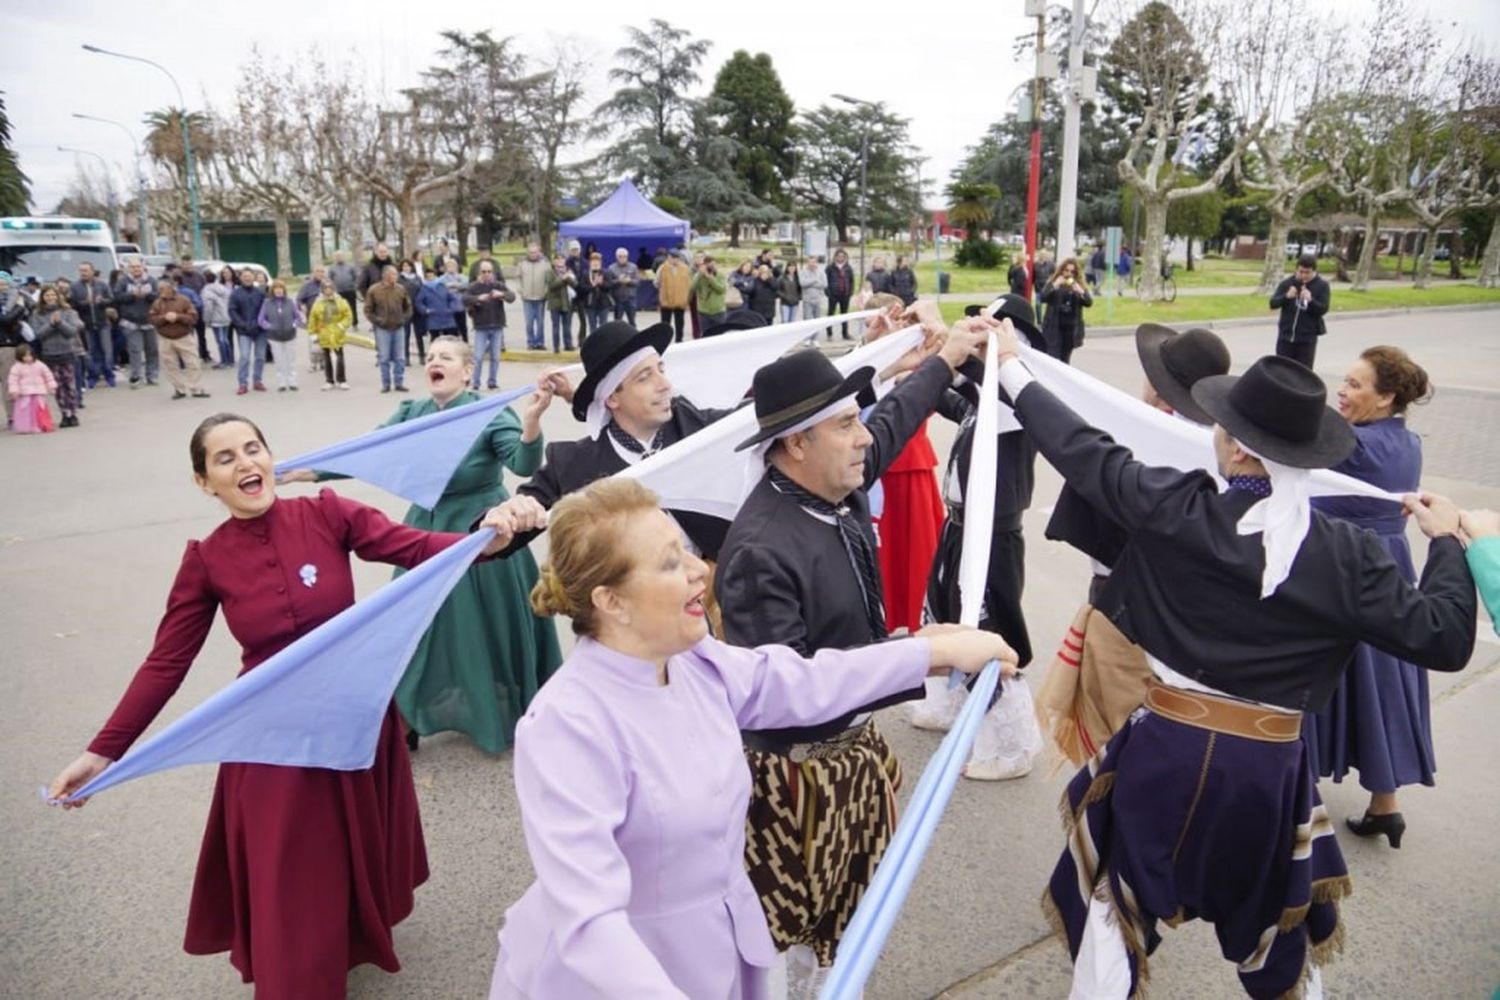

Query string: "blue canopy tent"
[558, 180, 691, 260]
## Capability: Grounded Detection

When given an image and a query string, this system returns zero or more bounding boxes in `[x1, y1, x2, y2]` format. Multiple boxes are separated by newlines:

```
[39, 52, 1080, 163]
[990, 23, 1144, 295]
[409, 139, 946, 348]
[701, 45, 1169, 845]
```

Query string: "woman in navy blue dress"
[1305, 345, 1434, 847]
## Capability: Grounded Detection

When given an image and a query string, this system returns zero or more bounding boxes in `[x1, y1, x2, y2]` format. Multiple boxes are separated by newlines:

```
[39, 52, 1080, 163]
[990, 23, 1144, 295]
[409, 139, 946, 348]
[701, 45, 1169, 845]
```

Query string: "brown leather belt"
[1144, 681, 1302, 743]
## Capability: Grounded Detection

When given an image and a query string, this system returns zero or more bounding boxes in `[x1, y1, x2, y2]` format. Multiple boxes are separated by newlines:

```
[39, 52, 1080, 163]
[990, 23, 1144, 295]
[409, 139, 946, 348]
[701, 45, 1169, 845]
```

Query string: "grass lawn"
[937, 283, 1500, 328]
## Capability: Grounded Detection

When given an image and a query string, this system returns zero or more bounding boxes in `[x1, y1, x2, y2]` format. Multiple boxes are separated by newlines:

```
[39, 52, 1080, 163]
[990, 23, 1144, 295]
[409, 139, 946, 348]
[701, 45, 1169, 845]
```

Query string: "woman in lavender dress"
[1305, 345, 1435, 847]
[487, 478, 1016, 999]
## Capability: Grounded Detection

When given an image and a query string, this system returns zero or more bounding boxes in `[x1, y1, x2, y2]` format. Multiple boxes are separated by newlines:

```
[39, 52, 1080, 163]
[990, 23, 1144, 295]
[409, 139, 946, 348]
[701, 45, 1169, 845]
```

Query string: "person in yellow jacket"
[307, 280, 353, 390]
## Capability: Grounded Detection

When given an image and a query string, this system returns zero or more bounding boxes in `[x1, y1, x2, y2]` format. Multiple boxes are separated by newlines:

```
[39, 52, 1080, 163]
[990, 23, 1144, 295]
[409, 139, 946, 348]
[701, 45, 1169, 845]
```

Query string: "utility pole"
[1022, 1, 1052, 301]
[1056, 0, 1092, 263]
[83, 44, 203, 257]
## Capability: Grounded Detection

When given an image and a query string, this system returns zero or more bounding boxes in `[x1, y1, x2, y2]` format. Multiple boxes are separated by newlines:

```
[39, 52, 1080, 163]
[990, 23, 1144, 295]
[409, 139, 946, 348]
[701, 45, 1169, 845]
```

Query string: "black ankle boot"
[405, 727, 420, 752]
[1346, 811, 1405, 848]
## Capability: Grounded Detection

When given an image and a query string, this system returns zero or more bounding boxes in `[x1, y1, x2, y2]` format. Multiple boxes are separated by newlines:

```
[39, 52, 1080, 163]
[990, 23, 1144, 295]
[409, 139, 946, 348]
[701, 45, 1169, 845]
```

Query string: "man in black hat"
[1036, 324, 1232, 765]
[495, 319, 739, 560]
[909, 292, 1043, 780]
[714, 309, 989, 995]
[1270, 252, 1330, 368]
[986, 322, 1475, 1000]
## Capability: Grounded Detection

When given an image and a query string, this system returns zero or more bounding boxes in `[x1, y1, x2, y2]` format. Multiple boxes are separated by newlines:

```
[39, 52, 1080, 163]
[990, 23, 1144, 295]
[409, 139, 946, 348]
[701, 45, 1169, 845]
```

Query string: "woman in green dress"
[286, 334, 562, 752]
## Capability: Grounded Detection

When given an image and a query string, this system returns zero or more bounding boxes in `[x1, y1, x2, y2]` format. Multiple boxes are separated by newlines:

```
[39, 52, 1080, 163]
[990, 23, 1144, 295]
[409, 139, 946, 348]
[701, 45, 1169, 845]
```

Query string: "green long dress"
[383, 392, 562, 752]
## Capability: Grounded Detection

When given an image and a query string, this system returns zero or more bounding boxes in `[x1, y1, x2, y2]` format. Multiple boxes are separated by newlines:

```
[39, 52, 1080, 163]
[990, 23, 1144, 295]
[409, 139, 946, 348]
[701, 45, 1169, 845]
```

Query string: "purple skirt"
[1045, 708, 1350, 1000]
[1303, 531, 1436, 793]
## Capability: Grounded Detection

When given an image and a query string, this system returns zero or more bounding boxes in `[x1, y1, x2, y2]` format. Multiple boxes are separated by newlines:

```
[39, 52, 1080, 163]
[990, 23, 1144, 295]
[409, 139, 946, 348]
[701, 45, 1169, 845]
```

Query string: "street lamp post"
[833, 93, 874, 281]
[82, 43, 202, 257]
[58, 146, 119, 235]
[71, 112, 149, 249]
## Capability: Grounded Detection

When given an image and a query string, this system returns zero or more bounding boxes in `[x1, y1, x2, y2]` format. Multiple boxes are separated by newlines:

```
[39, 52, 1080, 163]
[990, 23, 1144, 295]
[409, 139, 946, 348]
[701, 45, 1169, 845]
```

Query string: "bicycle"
[1132, 263, 1178, 302]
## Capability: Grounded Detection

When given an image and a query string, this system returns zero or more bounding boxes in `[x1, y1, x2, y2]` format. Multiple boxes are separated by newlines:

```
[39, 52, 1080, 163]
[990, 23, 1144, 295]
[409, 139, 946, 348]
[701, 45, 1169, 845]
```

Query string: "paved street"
[2, 308, 1496, 999]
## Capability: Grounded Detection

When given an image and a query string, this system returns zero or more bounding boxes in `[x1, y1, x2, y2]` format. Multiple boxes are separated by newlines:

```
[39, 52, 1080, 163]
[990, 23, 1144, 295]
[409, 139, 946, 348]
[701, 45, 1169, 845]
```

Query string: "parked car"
[194, 259, 273, 286]
[141, 253, 175, 279]
[1434, 245, 1451, 261]
[114, 242, 142, 259]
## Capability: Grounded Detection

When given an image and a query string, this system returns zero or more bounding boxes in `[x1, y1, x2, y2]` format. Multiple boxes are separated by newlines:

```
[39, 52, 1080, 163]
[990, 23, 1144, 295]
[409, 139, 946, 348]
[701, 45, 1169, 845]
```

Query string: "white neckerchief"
[585, 346, 660, 439]
[1232, 441, 1313, 599]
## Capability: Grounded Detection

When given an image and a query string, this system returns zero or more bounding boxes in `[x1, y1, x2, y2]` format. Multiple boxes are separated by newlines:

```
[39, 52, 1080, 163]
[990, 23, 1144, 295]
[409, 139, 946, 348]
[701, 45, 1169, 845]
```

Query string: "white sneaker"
[910, 675, 967, 732]
[962, 698, 1037, 782]
[338, 382, 350, 390]
[784, 945, 828, 1000]
[320, 383, 333, 391]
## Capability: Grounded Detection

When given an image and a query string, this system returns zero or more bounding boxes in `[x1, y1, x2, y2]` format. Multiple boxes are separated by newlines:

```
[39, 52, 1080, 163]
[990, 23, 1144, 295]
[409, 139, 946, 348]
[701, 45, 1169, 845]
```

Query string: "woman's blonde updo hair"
[1360, 345, 1433, 415]
[531, 478, 661, 637]
[427, 333, 474, 365]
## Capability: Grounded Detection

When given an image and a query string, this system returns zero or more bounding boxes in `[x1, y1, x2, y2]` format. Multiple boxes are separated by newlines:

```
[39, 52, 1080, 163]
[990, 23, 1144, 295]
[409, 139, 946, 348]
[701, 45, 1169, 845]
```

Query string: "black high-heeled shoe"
[1346, 811, 1405, 849]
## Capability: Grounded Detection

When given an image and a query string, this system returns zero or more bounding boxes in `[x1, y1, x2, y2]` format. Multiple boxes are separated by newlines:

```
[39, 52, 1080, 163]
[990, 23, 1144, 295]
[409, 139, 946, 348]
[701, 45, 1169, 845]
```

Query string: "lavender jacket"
[493, 634, 931, 999]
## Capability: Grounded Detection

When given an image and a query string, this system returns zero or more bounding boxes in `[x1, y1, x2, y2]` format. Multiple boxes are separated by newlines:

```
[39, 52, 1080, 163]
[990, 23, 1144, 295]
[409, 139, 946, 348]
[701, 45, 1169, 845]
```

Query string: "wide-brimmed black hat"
[958, 292, 1041, 384]
[1190, 356, 1356, 469]
[735, 350, 875, 451]
[1135, 324, 1231, 425]
[571, 320, 674, 421]
[702, 308, 767, 338]
[992, 292, 1040, 340]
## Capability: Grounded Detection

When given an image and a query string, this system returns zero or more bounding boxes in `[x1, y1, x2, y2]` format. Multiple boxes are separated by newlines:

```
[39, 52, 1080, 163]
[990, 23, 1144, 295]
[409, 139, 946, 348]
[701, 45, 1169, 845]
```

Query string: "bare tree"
[208, 49, 329, 276]
[1104, 1, 1267, 301]
[354, 92, 470, 257]
[1234, 2, 1349, 293]
[1404, 51, 1500, 287]
[518, 41, 599, 248]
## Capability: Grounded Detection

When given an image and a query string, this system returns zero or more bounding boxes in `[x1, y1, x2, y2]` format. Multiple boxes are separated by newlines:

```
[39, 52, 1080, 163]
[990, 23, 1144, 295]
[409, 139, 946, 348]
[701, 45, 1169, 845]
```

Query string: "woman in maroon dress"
[47, 413, 540, 999]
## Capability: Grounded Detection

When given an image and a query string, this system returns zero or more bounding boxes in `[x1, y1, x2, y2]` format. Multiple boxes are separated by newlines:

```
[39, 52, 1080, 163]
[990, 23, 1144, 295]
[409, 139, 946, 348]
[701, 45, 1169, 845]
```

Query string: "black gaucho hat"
[990, 292, 1040, 340]
[1135, 324, 1232, 425]
[702, 308, 768, 338]
[734, 350, 874, 451]
[1190, 356, 1356, 469]
[571, 320, 674, 421]
[957, 292, 1040, 384]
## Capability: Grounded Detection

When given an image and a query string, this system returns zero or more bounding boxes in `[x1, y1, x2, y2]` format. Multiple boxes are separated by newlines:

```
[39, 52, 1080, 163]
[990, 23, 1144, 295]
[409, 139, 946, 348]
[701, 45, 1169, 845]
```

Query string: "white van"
[0, 217, 119, 283]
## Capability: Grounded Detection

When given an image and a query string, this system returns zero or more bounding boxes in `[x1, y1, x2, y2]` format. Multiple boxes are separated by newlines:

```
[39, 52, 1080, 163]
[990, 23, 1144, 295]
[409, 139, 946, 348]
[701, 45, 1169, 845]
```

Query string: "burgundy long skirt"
[182, 705, 429, 998]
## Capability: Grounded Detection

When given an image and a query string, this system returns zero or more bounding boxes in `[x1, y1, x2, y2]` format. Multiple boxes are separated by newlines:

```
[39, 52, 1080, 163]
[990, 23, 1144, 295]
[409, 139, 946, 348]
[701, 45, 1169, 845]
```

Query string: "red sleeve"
[88, 542, 220, 760]
[315, 488, 464, 569]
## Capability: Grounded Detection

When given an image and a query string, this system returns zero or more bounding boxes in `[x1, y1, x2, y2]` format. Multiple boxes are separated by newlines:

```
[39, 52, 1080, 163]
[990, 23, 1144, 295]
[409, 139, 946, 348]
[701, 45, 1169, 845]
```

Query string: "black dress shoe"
[1346, 811, 1405, 849]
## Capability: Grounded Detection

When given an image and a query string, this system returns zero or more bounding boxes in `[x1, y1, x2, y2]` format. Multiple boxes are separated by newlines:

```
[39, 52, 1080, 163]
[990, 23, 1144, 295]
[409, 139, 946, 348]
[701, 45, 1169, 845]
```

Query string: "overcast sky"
[10, 0, 1499, 218]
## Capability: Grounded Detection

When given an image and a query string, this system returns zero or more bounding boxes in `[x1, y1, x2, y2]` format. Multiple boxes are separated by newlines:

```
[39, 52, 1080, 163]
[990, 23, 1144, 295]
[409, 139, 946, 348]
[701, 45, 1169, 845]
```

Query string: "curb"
[1083, 300, 1500, 338]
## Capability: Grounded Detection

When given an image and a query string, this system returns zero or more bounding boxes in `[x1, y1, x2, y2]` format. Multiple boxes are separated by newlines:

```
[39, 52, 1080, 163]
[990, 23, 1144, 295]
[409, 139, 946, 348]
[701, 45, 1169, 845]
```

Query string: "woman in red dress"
[863, 294, 945, 632]
[47, 413, 537, 999]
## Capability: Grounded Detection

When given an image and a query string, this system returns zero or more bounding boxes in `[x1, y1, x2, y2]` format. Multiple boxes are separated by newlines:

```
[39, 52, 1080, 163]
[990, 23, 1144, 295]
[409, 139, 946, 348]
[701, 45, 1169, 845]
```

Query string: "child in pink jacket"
[7, 343, 57, 433]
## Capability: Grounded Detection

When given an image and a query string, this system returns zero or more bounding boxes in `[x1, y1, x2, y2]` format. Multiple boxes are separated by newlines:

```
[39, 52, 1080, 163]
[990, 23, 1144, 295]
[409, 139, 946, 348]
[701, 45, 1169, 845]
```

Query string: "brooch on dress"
[299, 564, 318, 588]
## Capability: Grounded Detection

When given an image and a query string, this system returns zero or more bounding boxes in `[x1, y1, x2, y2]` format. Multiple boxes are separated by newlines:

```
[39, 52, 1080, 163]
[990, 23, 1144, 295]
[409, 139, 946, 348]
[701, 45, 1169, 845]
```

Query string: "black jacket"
[506, 397, 737, 559]
[463, 278, 516, 328]
[1013, 378, 1476, 710]
[1039, 278, 1093, 357]
[747, 277, 779, 320]
[716, 356, 955, 742]
[112, 274, 157, 325]
[825, 261, 854, 301]
[935, 378, 1037, 531]
[359, 254, 397, 294]
[1270, 274, 1330, 342]
[888, 266, 917, 305]
[0, 298, 30, 349]
[69, 279, 113, 329]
